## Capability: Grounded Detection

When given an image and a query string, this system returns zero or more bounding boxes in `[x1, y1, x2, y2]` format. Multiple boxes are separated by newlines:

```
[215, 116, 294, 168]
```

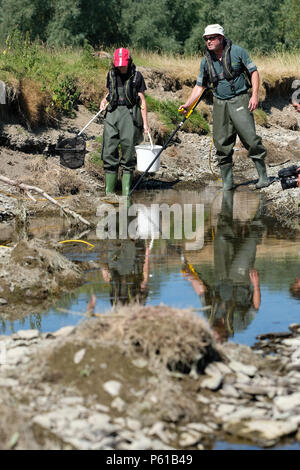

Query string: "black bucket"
[56, 136, 86, 169]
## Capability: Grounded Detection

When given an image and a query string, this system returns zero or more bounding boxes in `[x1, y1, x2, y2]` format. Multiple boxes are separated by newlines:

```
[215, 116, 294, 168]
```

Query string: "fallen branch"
[0, 175, 91, 226]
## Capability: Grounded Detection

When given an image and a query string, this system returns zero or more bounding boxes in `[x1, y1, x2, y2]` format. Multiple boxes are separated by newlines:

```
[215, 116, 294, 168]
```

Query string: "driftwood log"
[0, 175, 91, 227]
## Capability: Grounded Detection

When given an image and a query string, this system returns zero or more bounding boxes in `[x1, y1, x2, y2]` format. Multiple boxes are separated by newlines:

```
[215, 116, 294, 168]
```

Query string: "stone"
[215, 404, 236, 416]
[52, 326, 75, 337]
[282, 338, 300, 348]
[6, 347, 28, 365]
[111, 397, 126, 412]
[126, 418, 141, 432]
[73, 348, 86, 364]
[220, 384, 240, 398]
[214, 362, 232, 375]
[131, 358, 148, 368]
[103, 380, 122, 397]
[94, 403, 110, 413]
[0, 378, 18, 387]
[15, 329, 39, 340]
[179, 431, 202, 447]
[274, 393, 300, 412]
[229, 361, 257, 377]
[204, 362, 223, 377]
[200, 374, 223, 391]
[196, 394, 210, 404]
[186, 422, 213, 434]
[234, 384, 270, 396]
[224, 419, 298, 447]
[0, 298, 8, 305]
[129, 436, 153, 450]
[60, 397, 84, 406]
[148, 422, 167, 441]
[224, 407, 268, 422]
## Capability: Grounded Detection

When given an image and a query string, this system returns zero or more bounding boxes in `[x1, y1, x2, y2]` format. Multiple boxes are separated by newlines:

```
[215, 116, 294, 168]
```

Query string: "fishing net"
[56, 136, 86, 169]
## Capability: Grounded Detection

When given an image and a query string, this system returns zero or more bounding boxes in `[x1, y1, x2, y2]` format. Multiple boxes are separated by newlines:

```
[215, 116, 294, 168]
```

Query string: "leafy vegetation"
[0, 0, 299, 52]
[146, 95, 209, 134]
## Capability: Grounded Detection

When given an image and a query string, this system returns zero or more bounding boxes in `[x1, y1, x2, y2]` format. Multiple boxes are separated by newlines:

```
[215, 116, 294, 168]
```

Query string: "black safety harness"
[205, 38, 252, 92]
[107, 64, 140, 111]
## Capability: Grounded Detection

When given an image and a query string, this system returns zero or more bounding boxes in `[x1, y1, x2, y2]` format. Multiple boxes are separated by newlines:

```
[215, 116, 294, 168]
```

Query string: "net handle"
[77, 104, 108, 137]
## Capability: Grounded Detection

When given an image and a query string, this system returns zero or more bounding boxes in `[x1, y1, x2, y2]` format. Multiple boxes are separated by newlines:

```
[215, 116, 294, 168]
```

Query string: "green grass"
[146, 95, 209, 134]
[253, 109, 269, 127]
[0, 31, 109, 116]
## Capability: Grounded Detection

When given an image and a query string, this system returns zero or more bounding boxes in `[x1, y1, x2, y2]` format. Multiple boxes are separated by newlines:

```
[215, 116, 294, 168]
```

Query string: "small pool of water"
[2, 188, 299, 345]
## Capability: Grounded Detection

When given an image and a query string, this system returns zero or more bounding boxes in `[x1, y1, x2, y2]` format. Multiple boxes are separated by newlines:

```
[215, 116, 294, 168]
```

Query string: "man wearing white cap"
[181, 24, 270, 190]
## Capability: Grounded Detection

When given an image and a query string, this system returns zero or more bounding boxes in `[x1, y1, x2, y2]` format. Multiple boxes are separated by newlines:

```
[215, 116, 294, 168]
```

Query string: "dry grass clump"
[78, 76, 106, 108]
[100, 305, 223, 374]
[19, 78, 57, 128]
[23, 157, 86, 196]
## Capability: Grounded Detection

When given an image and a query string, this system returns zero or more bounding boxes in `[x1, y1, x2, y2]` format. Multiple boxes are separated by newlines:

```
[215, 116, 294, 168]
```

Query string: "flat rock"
[274, 393, 300, 412]
[52, 326, 75, 337]
[224, 419, 298, 447]
[229, 361, 257, 377]
[15, 329, 39, 340]
[103, 380, 122, 397]
[73, 348, 86, 364]
[200, 374, 223, 391]
[0, 378, 19, 387]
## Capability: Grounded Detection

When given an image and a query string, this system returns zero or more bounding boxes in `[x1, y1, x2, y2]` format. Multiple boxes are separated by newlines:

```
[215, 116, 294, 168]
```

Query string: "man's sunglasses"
[204, 35, 219, 41]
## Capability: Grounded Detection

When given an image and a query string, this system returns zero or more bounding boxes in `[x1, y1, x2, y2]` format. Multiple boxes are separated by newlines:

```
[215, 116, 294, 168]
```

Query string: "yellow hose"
[58, 240, 95, 250]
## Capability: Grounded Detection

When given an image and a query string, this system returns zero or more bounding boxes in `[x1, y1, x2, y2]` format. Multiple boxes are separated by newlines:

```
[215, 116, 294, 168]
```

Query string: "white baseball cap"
[203, 24, 225, 38]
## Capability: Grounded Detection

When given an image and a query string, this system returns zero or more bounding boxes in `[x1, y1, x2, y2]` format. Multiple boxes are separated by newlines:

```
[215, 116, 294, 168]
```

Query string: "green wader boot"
[105, 173, 117, 195]
[254, 160, 270, 189]
[122, 173, 132, 197]
[220, 163, 235, 191]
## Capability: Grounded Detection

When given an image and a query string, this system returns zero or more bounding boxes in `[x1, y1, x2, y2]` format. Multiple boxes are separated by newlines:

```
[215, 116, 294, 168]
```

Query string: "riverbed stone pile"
[1, 308, 300, 450]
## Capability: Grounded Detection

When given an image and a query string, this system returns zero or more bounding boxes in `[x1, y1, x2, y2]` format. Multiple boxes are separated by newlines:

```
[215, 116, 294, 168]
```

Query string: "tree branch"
[0, 175, 91, 227]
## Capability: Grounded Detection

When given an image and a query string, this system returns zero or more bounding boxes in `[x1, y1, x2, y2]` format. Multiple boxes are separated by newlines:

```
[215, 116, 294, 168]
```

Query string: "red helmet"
[114, 48, 130, 67]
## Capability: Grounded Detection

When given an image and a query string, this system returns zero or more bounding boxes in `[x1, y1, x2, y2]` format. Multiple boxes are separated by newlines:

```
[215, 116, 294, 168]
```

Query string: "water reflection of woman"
[182, 190, 265, 342]
[100, 238, 149, 306]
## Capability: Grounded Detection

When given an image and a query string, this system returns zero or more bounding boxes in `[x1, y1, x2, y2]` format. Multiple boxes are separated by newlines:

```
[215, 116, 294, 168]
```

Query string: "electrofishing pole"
[129, 89, 207, 197]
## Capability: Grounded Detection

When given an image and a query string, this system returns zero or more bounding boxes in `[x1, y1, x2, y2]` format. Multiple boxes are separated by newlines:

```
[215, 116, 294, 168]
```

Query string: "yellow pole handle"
[178, 89, 206, 117]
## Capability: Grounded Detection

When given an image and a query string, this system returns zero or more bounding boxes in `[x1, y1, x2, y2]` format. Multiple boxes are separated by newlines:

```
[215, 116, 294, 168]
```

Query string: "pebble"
[274, 393, 300, 412]
[52, 326, 75, 337]
[179, 431, 202, 447]
[103, 380, 122, 397]
[229, 361, 257, 377]
[200, 374, 223, 391]
[224, 419, 298, 445]
[111, 397, 126, 412]
[73, 348, 86, 364]
[0, 378, 18, 387]
[15, 329, 39, 340]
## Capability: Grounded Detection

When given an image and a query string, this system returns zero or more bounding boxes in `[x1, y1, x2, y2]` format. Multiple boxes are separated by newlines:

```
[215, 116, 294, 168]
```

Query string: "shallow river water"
[2, 187, 300, 450]
[2, 188, 300, 346]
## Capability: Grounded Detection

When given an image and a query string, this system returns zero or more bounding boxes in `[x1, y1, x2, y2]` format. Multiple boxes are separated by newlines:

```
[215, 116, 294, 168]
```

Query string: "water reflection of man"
[182, 190, 265, 342]
[290, 278, 300, 300]
[100, 238, 150, 306]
